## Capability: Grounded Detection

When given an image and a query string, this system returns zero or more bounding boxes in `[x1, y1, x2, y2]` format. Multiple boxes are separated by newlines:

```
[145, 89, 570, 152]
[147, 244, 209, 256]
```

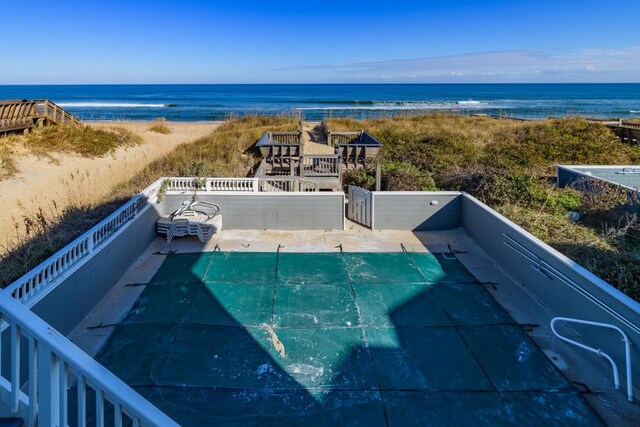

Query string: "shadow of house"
[83, 250, 603, 426]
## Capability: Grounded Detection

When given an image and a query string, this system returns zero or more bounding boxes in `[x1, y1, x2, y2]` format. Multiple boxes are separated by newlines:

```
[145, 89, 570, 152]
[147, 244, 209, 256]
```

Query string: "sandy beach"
[0, 121, 220, 251]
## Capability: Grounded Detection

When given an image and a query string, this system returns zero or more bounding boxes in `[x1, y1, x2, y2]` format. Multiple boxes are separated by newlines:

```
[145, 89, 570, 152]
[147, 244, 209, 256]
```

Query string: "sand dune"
[0, 121, 219, 251]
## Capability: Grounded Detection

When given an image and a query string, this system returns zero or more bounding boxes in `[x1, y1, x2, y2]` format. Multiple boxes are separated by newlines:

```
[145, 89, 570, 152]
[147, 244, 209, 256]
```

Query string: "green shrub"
[381, 161, 437, 191]
[327, 115, 640, 300]
[554, 188, 582, 212]
[343, 168, 375, 190]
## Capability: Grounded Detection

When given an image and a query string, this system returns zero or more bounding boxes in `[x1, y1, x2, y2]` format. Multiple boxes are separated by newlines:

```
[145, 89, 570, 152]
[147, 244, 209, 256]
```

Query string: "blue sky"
[2, 0, 640, 84]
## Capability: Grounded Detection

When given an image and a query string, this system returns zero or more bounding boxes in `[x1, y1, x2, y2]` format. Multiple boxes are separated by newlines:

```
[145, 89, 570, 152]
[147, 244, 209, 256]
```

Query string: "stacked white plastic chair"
[157, 201, 222, 242]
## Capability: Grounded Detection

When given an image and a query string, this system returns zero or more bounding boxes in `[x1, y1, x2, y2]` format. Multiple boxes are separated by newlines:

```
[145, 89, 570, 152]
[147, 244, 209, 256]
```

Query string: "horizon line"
[2, 82, 640, 86]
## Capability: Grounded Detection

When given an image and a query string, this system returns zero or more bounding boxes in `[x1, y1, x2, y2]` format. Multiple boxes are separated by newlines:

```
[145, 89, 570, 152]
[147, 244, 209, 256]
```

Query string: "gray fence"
[31, 205, 161, 335]
[557, 165, 640, 191]
[161, 192, 345, 230]
[462, 193, 640, 391]
[371, 192, 463, 230]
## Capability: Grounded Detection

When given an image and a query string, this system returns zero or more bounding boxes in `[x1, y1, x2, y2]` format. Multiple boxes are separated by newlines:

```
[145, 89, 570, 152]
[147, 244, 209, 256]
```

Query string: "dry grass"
[24, 125, 142, 158]
[111, 115, 299, 197]
[0, 198, 129, 288]
[0, 116, 298, 287]
[0, 135, 19, 179]
[3, 114, 638, 300]
[148, 118, 172, 134]
[332, 115, 640, 300]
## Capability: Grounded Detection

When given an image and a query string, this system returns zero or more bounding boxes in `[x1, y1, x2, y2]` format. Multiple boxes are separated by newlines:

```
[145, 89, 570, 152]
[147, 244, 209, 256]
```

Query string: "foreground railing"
[0, 290, 178, 426]
[165, 177, 256, 192]
[5, 181, 162, 308]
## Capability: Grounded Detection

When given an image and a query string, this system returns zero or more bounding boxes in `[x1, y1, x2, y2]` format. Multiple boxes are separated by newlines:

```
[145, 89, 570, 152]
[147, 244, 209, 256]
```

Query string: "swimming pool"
[93, 251, 602, 426]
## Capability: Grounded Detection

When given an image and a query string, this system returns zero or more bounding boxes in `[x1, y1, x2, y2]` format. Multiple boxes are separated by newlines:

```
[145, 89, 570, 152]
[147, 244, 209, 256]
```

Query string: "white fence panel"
[348, 185, 372, 227]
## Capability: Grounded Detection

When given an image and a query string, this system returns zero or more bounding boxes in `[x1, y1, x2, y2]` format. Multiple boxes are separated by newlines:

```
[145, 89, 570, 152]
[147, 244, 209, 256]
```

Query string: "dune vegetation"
[328, 115, 640, 299]
[23, 125, 142, 158]
[2, 114, 639, 301]
[0, 135, 18, 179]
[0, 116, 298, 286]
[0, 125, 143, 180]
[148, 118, 172, 134]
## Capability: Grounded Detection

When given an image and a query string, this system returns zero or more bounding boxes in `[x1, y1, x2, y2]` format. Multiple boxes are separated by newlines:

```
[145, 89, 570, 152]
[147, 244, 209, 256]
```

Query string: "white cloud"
[273, 47, 640, 82]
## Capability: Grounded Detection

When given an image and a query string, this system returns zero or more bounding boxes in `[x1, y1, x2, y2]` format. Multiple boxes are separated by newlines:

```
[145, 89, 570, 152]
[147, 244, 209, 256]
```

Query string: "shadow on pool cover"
[84, 252, 603, 427]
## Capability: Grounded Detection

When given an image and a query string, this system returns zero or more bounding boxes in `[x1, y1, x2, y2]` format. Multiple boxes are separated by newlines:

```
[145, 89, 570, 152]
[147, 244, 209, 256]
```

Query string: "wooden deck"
[0, 99, 80, 134]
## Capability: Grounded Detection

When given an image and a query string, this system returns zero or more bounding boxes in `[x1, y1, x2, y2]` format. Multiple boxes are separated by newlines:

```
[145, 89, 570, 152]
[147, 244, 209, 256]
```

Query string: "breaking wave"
[57, 102, 167, 108]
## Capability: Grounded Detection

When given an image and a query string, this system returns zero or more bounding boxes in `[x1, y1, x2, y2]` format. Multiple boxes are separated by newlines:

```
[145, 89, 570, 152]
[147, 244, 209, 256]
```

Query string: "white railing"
[551, 317, 634, 402]
[6, 174, 322, 308]
[163, 177, 320, 193]
[5, 180, 163, 308]
[164, 177, 256, 192]
[0, 291, 178, 426]
[298, 178, 320, 192]
[206, 178, 255, 192]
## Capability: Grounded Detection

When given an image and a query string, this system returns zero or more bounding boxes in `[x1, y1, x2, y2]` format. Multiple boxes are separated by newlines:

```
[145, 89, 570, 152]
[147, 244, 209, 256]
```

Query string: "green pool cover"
[95, 252, 603, 426]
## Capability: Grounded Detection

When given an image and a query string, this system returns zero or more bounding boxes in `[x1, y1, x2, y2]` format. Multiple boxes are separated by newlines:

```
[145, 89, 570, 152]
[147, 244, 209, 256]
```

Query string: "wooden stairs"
[0, 99, 81, 134]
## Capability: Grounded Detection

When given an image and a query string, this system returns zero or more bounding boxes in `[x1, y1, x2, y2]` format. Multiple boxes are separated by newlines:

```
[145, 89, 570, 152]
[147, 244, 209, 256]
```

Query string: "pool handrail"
[550, 316, 633, 402]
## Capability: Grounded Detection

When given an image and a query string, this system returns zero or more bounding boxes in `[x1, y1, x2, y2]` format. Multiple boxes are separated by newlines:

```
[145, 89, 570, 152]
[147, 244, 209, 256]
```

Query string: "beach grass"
[112, 115, 298, 193]
[0, 116, 298, 287]
[2, 115, 639, 300]
[148, 118, 172, 134]
[0, 135, 18, 179]
[328, 115, 640, 300]
[24, 125, 142, 158]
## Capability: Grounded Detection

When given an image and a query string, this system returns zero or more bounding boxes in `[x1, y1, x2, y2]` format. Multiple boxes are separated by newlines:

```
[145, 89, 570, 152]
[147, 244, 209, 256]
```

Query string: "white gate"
[348, 185, 372, 227]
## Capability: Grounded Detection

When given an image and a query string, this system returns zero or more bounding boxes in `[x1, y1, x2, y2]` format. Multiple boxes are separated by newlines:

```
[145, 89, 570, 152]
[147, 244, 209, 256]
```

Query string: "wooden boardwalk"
[0, 99, 80, 134]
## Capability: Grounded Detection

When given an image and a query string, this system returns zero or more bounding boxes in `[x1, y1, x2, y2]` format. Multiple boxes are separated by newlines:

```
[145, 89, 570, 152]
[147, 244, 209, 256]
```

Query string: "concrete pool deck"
[67, 227, 639, 426]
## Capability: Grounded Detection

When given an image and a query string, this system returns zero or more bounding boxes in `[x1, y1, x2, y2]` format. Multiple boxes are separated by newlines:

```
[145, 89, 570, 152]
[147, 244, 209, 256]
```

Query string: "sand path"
[301, 122, 334, 155]
[0, 121, 220, 250]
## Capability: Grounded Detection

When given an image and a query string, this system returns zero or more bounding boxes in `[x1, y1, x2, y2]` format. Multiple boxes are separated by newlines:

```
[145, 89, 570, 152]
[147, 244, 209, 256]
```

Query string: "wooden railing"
[37, 99, 81, 126]
[300, 155, 341, 177]
[619, 121, 640, 131]
[337, 144, 373, 169]
[320, 121, 362, 146]
[0, 100, 38, 132]
[0, 99, 80, 132]
[267, 131, 302, 145]
[331, 132, 362, 146]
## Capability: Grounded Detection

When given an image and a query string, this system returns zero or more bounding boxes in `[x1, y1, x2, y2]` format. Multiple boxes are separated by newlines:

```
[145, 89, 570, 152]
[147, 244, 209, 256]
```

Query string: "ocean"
[0, 84, 639, 122]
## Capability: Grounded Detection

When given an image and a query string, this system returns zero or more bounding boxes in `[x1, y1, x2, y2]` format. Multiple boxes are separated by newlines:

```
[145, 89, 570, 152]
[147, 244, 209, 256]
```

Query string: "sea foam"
[57, 102, 166, 108]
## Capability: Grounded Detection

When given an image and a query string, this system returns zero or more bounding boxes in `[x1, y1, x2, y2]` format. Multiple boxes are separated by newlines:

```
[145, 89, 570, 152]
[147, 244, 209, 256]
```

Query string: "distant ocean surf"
[0, 84, 639, 121]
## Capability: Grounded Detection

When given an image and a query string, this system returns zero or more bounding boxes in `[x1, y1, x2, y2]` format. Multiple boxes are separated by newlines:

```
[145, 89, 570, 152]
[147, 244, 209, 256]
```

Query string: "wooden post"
[375, 164, 381, 191]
